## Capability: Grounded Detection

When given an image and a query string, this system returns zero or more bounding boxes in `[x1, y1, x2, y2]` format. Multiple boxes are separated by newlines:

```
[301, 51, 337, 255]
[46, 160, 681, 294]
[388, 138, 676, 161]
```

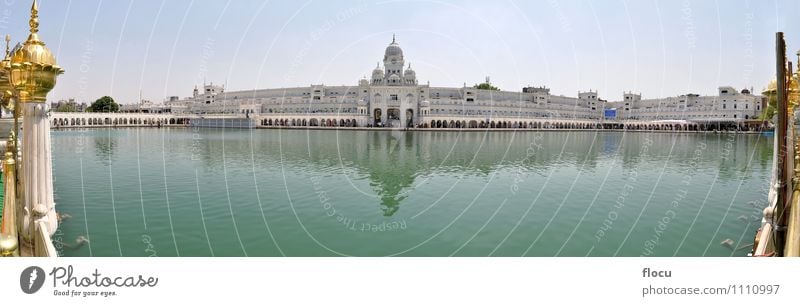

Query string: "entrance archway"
[373, 108, 382, 125]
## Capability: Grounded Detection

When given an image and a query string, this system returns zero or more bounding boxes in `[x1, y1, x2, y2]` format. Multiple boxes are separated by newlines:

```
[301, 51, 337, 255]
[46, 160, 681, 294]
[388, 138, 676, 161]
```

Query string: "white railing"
[34, 220, 58, 257]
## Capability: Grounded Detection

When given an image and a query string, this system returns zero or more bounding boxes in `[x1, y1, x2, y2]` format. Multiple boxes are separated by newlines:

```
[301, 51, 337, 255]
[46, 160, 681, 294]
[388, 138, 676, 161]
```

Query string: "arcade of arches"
[49, 113, 767, 132]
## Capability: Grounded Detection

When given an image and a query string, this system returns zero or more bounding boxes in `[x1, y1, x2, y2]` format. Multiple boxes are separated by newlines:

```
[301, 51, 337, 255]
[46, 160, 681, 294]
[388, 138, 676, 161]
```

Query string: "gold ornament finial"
[3, 34, 9, 57]
[9, 0, 63, 103]
[28, 0, 40, 42]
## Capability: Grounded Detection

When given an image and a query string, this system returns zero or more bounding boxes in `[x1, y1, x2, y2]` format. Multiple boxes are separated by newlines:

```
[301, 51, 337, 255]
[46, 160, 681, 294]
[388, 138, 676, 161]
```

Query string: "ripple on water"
[52, 128, 772, 257]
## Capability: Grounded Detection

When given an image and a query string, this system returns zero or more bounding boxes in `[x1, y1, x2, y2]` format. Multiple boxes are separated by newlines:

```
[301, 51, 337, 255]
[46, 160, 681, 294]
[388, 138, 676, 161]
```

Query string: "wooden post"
[776, 32, 788, 256]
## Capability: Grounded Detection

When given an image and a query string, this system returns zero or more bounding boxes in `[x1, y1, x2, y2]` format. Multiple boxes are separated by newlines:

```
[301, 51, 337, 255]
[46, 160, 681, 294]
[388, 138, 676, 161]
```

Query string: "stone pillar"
[20, 102, 57, 242]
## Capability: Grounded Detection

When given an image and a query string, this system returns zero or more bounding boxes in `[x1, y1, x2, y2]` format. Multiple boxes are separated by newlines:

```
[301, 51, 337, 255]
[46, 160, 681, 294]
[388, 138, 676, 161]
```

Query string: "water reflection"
[94, 132, 118, 165]
[272, 130, 773, 216]
[55, 128, 774, 217]
[50, 128, 774, 256]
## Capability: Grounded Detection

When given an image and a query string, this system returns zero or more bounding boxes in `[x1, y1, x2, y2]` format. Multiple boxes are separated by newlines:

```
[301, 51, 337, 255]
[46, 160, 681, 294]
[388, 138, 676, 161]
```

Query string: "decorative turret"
[404, 63, 416, 85]
[15, 0, 64, 249]
[0, 35, 14, 117]
[0, 0, 63, 258]
[765, 76, 799, 111]
[0, 35, 12, 94]
[10, 0, 64, 103]
[371, 62, 384, 85]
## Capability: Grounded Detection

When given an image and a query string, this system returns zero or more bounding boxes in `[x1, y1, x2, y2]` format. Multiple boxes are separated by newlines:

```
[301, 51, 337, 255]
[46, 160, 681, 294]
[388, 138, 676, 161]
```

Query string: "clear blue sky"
[3, 0, 799, 104]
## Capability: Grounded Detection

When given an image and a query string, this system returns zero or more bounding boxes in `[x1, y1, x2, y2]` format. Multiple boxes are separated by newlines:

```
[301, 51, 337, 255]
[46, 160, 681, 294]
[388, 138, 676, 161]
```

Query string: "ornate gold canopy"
[763, 64, 800, 112]
[8, 0, 64, 103]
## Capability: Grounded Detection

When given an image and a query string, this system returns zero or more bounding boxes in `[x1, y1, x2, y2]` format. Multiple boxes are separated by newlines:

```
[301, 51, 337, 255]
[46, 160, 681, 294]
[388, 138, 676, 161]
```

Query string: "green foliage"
[88, 96, 119, 112]
[760, 94, 777, 121]
[474, 82, 499, 91]
[761, 104, 776, 121]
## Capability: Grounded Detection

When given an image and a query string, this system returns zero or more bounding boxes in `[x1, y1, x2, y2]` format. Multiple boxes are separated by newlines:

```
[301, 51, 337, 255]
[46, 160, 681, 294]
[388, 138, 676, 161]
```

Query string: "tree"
[760, 94, 777, 121]
[474, 82, 499, 91]
[88, 96, 119, 112]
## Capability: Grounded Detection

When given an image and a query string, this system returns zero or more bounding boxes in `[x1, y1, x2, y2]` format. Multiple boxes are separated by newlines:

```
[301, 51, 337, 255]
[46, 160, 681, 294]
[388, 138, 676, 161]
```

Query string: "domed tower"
[371, 62, 384, 85]
[383, 34, 404, 85]
[404, 63, 416, 85]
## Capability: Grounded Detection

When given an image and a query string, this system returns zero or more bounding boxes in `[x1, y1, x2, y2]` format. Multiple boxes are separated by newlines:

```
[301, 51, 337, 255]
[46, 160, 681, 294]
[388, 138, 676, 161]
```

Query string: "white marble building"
[165, 36, 609, 128]
[162, 36, 764, 128]
[606, 86, 765, 121]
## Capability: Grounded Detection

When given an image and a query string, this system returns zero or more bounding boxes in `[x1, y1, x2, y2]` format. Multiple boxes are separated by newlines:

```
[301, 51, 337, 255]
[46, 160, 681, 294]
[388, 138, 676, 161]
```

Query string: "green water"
[51, 128, 772, 256]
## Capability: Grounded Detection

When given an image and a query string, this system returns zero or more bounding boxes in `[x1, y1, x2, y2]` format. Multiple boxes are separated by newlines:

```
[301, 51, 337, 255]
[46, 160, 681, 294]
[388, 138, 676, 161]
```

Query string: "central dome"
[384, 35, 403, 58]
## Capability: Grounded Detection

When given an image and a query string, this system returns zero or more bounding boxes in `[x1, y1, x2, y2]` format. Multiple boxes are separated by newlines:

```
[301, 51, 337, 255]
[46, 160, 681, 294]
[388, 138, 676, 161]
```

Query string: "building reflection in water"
[56, 129, 774, 217]
[270, 130, 773, 216]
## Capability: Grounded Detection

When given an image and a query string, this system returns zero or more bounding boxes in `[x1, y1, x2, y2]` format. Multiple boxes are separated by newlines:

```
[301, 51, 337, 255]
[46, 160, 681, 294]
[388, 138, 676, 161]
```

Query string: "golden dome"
[763, 75, 800, 96]
[8, 0, 63, 103]
[11, 0, 55, 66]
[0, 45, 12, 96]
[763, 72, 800, 114]
[11, 40, 56, 67]
[763, 79, 777, 95]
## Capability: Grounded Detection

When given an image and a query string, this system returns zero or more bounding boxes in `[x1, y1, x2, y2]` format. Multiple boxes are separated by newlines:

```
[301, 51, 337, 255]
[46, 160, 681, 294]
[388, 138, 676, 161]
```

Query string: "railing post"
[789, 134, 800, 255]
[0, 145, 18, 256]
[31, 203, 49, 256]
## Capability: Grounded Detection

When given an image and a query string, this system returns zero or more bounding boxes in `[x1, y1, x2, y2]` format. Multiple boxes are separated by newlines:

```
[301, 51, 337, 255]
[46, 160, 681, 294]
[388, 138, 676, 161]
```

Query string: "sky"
[2, 0, 800, 104]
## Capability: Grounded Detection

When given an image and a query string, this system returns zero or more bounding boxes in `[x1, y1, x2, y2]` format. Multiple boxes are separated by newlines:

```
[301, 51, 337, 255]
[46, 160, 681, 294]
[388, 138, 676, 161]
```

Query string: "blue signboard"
[604, 109, 616, 119]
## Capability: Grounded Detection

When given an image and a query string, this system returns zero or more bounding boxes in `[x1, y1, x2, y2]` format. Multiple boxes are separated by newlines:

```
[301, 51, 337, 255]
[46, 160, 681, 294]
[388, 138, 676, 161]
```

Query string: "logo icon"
[20, 266, 45, 294]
